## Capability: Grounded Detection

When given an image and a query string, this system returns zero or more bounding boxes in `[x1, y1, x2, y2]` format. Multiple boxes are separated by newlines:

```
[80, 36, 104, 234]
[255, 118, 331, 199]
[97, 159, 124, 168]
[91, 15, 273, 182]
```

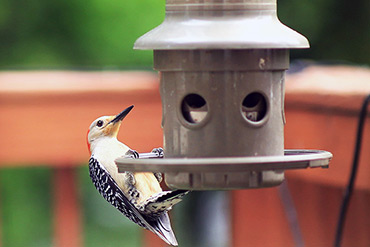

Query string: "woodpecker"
[87, 105, 188, 246]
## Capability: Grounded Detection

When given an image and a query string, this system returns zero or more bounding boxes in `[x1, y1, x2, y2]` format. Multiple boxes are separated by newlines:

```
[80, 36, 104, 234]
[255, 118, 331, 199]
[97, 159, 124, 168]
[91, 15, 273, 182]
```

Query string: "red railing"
[0, 71, 164, 247]
[0, 67, 369, 247]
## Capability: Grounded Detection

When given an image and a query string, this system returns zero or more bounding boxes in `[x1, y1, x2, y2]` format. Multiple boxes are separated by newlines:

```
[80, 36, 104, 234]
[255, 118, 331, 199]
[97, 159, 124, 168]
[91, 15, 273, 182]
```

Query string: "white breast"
[90, 137, 163, 205]
[91, 137, 130, 189]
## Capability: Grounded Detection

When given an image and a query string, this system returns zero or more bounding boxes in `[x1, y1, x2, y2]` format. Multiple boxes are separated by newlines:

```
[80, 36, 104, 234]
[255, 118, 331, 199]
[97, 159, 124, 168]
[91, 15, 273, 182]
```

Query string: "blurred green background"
[0, 0, 368, 70]
[0, 0, 368, 246]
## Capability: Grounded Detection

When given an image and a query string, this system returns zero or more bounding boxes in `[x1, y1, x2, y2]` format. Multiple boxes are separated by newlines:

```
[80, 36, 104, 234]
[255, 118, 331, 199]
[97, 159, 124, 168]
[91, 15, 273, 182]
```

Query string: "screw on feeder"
[116, 0, 332, 190]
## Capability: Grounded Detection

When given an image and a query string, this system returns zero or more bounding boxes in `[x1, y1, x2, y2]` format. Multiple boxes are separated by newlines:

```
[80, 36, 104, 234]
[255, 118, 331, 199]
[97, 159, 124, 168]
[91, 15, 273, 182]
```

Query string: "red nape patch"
[86, 129, 91, 155]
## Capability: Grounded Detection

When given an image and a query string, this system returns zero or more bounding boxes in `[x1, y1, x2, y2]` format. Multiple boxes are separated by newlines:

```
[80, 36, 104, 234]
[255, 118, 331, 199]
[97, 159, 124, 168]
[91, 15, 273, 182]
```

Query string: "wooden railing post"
[53, 167, 82, 247]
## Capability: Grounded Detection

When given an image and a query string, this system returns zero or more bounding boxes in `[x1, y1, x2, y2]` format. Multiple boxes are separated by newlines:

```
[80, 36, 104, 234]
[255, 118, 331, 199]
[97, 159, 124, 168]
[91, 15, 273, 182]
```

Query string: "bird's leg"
[124, 149, 142, 202]
[151, 148, 164, 182]
[128, 185, 140, 200]
[125, 149, 139, 159]
[123, 171, 141, 201]
[124, 171, 136, 186]
[125, 148, 163, 182]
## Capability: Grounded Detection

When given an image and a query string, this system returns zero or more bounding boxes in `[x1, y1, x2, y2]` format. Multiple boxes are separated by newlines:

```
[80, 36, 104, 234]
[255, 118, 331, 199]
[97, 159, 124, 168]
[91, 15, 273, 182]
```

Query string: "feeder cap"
[134, 0, 309, 50]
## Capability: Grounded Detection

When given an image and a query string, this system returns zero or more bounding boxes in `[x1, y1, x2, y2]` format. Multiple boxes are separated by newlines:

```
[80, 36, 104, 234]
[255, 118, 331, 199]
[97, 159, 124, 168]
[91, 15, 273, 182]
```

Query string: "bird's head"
[87, 105, 134, 153]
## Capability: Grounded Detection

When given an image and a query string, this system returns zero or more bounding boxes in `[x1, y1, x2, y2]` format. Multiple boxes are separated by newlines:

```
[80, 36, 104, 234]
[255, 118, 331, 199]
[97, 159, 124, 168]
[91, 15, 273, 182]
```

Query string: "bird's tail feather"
[143, 190, 189, 215]
[147, 212, 179, 246]
[140, 190, 189, 246]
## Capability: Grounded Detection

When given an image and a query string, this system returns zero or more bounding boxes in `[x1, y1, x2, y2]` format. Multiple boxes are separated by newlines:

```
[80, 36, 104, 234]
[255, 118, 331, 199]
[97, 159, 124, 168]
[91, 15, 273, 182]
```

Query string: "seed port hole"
[181, 93, 208, 124]
[242, 92, 268, 122]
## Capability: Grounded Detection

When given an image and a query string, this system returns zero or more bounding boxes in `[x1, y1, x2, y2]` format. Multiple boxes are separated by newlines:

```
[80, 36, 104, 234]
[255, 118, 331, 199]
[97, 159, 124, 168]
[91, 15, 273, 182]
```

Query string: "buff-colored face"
[86, 105, 134, 151]
[87, 115, 121, 143]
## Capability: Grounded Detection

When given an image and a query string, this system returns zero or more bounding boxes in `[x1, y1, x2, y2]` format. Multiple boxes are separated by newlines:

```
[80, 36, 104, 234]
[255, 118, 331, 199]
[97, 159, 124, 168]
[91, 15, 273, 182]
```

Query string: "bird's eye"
[96, 120, 104, 127]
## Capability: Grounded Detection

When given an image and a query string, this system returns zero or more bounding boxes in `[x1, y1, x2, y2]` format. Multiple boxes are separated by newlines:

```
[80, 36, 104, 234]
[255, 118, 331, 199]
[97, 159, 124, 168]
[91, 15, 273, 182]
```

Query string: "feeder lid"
[134, 0, 309, 50]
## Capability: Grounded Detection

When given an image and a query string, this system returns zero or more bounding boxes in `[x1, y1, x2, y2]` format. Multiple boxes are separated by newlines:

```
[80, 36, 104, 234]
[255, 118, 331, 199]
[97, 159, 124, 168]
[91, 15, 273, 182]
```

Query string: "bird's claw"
[151, 148, 163, 182]
[125, 172, 136, 186]
[125, 149, 139, 159]
[151, 147, 164, 158]
[128, 186, 140, 200]
[154, 172, 163, 183]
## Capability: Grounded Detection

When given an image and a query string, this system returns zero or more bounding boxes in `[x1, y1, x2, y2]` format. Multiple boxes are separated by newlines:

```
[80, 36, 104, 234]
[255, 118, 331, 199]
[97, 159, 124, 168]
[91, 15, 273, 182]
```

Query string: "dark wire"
[334, 94, 370, 247]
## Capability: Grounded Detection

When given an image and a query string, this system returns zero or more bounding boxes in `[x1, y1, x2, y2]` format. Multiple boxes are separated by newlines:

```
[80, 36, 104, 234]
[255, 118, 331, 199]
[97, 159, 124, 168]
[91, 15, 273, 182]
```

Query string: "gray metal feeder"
[116, 0, 332, 190]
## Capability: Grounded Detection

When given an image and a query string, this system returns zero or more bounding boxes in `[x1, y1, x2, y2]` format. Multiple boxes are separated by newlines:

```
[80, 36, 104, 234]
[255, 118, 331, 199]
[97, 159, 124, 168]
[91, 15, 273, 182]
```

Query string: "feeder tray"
[116, 149, 332, 190]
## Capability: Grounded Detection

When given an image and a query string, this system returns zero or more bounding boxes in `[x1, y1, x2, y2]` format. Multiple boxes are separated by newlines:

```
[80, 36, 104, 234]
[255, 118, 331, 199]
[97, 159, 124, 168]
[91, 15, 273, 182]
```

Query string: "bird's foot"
[151, 147, 164, 158]
[128, 185, 140, 200]
[125, 171, 136, 186]
[151, 148, 163, 182]
[154, 172, 163, 183]
[125, 149, 139, 159]
[124, 172, 140, 202]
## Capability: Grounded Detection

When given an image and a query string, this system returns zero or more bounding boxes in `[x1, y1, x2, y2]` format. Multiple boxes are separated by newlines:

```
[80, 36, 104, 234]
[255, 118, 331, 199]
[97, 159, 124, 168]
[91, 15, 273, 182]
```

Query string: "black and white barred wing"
[88, 157, 179, 246]
[88, 157, 147, 228]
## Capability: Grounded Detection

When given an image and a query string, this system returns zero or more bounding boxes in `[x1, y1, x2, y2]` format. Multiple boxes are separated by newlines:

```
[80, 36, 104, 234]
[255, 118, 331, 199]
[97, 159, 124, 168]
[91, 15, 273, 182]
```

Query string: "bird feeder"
[116, 0, 332, 190]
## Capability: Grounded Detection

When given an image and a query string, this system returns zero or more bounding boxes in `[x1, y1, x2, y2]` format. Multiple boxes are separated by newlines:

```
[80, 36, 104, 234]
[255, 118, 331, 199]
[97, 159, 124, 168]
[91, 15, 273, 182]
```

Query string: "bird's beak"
[109, 105, 134, 125]
[103, 105, 134, 137]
